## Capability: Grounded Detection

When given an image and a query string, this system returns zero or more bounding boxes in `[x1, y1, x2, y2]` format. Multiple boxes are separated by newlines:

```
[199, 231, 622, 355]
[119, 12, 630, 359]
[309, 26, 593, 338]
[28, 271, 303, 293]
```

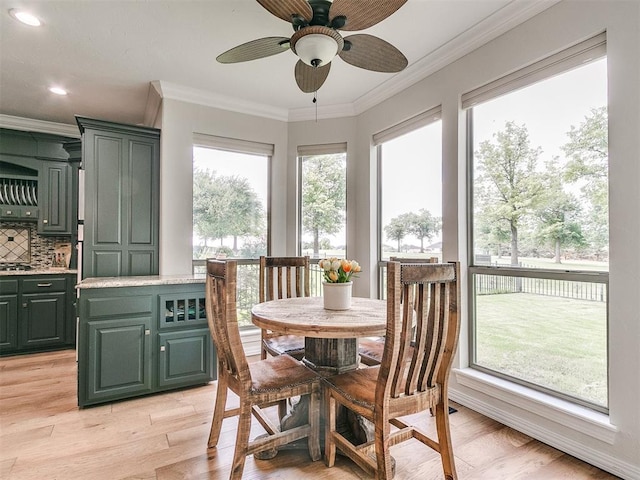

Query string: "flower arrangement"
[319, 258, 361, 283]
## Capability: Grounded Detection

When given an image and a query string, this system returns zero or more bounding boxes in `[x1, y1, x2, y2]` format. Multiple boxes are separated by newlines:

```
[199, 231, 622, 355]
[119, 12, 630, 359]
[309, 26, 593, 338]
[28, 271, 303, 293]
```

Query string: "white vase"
[322, 281, 353, 310]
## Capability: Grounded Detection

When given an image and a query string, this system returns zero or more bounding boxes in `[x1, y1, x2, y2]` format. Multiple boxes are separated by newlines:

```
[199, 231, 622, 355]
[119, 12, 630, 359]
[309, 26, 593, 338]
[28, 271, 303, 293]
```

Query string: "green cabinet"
[0, 275, 75, 355]
[0, 280, 19, 350]
[1, 129, 77, 235]
[39, 161, 71, 234]
[77, 281, 215, 407]
[76, 117, 160, 278]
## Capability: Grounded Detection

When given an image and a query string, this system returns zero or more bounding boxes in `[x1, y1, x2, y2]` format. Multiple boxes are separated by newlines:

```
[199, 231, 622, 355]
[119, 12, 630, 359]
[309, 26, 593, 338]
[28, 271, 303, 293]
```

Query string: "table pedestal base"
[302, 337, 359, 374]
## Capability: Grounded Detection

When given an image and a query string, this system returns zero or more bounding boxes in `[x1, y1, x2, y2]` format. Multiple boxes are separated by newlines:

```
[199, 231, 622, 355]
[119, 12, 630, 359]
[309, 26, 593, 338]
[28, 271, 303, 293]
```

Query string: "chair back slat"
[206, 259, 251, 384]
[382, 261, 460, 402]
[259, 256, 310, 302]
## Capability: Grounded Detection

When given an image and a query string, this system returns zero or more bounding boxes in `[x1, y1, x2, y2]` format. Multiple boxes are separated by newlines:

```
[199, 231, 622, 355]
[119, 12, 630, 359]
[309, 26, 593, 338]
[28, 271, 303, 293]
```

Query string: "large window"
[298, 143, 347, 296]
[466, 34, 608, 410]
[376, 108, 443, 294]
[192, 135, 271, 327]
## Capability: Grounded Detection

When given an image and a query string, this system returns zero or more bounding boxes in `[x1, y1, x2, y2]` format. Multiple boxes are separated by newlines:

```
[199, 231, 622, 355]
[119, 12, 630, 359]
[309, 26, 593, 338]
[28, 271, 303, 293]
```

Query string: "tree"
[384, 213, 411, 252]
[224, 175, 265, 253]
[193, 168, 230, 252]
[536, 161, 586, 262]
[407, 209, 441, 253]
[474, 121, 545, 266]
[562, 107, 608, 258]
[301, 154, 346, 257]
[193, 168, 264, 256]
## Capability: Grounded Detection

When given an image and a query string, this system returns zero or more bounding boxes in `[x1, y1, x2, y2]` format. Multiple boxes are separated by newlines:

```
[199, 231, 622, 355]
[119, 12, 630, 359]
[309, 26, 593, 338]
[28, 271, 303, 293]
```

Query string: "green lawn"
[475, 292, 607, 407]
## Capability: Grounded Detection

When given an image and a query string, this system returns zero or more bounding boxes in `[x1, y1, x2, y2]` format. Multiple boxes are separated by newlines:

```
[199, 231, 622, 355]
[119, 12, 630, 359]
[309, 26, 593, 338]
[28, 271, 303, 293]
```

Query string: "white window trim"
[452, 368, 617, 444]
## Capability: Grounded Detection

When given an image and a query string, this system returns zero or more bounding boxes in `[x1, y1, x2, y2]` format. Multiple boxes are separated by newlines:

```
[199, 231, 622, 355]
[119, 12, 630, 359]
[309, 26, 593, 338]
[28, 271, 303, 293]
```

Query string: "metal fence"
[474, 274, 607, 302]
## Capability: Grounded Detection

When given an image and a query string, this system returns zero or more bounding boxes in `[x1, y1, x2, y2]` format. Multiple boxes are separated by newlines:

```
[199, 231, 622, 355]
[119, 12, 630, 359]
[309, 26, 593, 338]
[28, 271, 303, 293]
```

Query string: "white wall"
[158, 1, 639, 477]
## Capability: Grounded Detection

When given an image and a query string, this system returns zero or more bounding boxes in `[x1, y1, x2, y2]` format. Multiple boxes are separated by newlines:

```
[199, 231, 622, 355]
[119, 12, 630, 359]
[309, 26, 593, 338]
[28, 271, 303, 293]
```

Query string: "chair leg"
[208, 373, 229, 448]
[307, 385, 321, 461]
[374, 413, 393, 480]
[434, 401, 458, 480]
[324, 390, 337, 467]
[230, 403, 252, 480]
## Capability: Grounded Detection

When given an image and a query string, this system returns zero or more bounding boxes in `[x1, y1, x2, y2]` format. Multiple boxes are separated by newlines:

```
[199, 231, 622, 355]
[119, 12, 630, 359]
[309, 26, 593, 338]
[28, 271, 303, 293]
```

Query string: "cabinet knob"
[144, 329, 150, 336]
[43, 219, 48, 224]
[22, 303, 27, 308]
[160, 345, 166, 352]
[25, 211, 31, 216]
[6, 210, 12, 215]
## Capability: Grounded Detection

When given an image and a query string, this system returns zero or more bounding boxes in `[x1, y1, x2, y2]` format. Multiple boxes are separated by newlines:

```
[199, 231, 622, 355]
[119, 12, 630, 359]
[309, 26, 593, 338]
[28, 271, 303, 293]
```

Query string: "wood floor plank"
[0, 350, 621, 480]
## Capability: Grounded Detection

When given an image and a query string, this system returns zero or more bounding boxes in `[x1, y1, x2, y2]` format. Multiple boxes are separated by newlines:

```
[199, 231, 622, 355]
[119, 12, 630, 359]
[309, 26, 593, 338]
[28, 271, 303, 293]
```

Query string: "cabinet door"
[39, 162, 70, 234]
[0, 295, 18, 352]
[20, 292, 66, 348]
[84, 317, 152, 405]
[80, 119, 159, 278]
[158, 328, 214, 388]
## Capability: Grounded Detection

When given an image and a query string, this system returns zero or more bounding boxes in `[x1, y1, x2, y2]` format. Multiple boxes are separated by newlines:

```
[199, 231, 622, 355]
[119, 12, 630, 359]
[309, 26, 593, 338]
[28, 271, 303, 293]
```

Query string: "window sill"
[452, 367, 618, 444]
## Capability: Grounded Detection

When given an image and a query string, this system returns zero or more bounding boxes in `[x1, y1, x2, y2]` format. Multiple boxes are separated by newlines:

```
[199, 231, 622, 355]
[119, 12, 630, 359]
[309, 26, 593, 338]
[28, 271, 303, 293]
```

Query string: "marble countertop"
[0, 269, 78, 277]
[76, 274, 206, 289]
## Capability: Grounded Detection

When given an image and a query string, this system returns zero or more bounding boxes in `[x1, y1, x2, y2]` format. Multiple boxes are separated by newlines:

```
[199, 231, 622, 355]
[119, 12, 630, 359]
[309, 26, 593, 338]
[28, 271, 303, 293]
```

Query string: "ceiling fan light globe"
[295, 33, 338, 67]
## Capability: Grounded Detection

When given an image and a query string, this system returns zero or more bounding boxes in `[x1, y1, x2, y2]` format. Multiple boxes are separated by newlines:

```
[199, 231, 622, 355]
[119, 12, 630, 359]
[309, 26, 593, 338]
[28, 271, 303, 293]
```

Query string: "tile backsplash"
[0, 221, 71, 268]
[0, 226, 30, 262]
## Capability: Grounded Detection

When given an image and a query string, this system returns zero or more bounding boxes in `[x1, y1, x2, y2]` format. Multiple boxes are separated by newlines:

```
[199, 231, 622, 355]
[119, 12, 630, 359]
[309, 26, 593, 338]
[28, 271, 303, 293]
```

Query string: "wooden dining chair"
[259, 256, 310, 360]
[324, 261, 461, 480]
[358, 256, 439, 367]
[205, 259, 321, 480]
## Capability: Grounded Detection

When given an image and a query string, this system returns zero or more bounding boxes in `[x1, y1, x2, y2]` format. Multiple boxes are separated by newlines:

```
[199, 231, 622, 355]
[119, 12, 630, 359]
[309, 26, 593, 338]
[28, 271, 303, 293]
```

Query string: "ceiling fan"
[217, 0, 409, 94]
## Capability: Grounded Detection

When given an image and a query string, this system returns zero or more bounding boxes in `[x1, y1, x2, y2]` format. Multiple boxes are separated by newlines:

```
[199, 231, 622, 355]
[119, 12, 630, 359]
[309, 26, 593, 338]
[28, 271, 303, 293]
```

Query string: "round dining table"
[251, 296, 387, 374]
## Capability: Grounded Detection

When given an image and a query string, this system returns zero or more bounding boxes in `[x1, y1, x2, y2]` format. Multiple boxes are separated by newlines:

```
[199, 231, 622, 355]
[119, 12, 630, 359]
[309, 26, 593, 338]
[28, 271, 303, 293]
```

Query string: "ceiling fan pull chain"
[313, 90, 318, 122]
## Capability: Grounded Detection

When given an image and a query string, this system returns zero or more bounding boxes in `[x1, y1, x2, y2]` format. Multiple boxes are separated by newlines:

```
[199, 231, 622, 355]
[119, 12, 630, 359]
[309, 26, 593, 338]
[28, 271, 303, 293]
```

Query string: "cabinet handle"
[160, 345, 166, 352]
[144, 329, 150, 336]
[6, 210, 12, 215]
[43, 219, 48, 224]
[22, 303, 27, 308]
[25, 211, 31, 216]
[37, 283, 52, 288]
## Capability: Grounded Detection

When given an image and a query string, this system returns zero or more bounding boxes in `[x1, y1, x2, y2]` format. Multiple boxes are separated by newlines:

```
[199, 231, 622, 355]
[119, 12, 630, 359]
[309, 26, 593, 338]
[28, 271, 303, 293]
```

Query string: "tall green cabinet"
[76, 117, 160, 278]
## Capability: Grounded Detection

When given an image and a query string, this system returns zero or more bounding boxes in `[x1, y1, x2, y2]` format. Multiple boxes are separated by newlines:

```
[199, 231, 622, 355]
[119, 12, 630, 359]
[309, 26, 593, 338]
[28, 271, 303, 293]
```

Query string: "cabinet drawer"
[0, 279, 18, 294]
[21, 277, 67, 294]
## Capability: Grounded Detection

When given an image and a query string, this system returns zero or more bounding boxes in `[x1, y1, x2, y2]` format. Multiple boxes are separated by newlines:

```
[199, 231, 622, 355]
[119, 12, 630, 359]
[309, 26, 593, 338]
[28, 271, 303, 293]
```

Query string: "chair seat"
[358, 337, 385, 366]
[358, 337, 415, 367]
[263, 335, 305, 360]
[249, 354, 316, 393]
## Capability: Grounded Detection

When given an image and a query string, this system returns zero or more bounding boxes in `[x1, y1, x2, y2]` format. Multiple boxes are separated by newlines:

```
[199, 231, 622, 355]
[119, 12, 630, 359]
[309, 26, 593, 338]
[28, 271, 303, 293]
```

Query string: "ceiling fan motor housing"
[291, 25, 344, 67]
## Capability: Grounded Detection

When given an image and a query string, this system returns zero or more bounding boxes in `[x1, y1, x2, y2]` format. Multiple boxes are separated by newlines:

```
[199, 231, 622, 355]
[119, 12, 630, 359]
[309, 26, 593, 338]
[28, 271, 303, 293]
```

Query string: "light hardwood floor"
[0, 349, 619, 480]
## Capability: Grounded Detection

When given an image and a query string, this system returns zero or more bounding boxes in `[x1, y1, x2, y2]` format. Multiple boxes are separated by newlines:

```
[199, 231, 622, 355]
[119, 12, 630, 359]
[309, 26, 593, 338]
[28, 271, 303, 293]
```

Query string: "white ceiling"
[0, 0, 557, 128]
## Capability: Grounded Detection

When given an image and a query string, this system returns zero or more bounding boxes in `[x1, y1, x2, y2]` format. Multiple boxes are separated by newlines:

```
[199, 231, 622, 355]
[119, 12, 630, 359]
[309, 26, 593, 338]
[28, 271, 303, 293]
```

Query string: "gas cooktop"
[0, 263, 33, 271]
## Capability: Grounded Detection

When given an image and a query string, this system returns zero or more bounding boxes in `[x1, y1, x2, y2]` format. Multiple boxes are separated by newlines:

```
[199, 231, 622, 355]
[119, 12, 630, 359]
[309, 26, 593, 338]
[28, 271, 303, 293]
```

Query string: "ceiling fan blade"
[217, 37, 290, 64]
[329, 0, 407, 31]
[256, 0, 313, 24]
[295, 60, 331, 93]
[339, 34, 407, 72]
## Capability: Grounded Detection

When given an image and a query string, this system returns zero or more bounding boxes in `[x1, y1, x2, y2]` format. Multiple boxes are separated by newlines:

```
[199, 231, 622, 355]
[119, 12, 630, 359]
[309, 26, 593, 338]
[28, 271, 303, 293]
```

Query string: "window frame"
[464, 35, 609, 412]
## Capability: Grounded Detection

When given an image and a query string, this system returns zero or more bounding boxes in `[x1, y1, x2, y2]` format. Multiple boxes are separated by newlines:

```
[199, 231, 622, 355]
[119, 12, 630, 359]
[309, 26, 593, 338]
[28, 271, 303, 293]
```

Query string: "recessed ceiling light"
[9, 9, 42, 27]
[49, 87, 68, 96]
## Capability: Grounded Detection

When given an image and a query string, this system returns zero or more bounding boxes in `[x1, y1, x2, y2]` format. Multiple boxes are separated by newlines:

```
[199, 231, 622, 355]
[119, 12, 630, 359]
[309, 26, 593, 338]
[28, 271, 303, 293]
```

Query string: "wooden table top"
[251, 297, 387, 339]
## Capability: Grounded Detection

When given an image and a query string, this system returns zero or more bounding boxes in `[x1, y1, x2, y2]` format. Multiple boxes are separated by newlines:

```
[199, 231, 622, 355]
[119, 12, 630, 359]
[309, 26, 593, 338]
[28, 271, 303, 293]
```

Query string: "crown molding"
[153, 80, 289, 122]
[287, 102, 356, 123]
[0, 114, 79, 137]
[352, 0, 562, 116]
